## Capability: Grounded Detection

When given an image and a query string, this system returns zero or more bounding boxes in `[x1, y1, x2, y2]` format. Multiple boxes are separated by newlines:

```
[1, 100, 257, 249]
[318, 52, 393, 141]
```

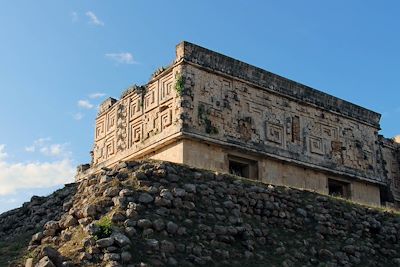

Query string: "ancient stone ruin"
[80, 41, 400, 208]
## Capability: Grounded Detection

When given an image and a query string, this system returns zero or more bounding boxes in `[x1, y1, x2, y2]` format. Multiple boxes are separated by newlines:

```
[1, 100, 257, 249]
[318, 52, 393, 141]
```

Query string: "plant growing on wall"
[120, 84, 145, 99]
[151, 65, 169, 79]
[175, 74, 185, 96]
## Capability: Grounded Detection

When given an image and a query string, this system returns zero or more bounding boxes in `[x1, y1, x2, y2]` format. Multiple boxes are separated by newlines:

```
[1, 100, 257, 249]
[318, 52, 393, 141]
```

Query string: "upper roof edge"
[176, 41, 381, 128]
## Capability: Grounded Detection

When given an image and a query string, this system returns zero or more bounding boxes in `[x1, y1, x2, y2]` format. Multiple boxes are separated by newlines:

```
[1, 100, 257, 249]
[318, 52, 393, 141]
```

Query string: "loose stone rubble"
[0, 184, 76, 242]
[1, 160, 400, 266]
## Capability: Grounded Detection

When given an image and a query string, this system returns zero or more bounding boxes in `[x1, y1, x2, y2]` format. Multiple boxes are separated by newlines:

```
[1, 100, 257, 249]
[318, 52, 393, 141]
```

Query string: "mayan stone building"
[82, 41, 400, 207]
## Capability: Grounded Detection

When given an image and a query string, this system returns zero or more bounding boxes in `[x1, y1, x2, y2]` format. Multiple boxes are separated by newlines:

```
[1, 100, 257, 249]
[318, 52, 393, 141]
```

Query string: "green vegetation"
[0, 231, 34, 266]
[175, 74, 185, 96]
[95, 216, 113, 239]
[151, 66, 169, 78]
[120, 84, 145, 99]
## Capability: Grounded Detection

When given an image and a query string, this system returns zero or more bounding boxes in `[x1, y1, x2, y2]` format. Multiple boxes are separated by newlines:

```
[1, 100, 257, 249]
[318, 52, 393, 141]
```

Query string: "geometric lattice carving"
[106, 109, 116, 133]
[310, 136, 324, 155]
[129, 95, 143, 121]
[266, 122, 284, 145]
[95, 117, 106, 140]
[310, 123, 322, 136]
[322, 124, 338, 139]
[160, 108, 172, 130]
[105, 138, 115, 159]
[92, 67, 180, 167]
[144, 85, 158, 111]
[160, 74, 173, 104]
[129, 122, 143, 147]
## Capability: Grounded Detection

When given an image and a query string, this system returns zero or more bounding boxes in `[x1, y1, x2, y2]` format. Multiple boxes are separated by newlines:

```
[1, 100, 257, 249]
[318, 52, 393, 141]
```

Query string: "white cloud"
[86, 11, 104, 26]
[73, 112, 84, 120]
[0, 144, 75, 195]
[0, 160, 75, 196]
[71, 11, 78, 22]
[0, 144, 76, 214]
[25, 138, 71, 158]
[78, 100, 94, 109]
[105, 52, 136, 64]
[25, 146, 35, 153]
[89, 92, 106, 99]
[394, 135, 400, 143]
[34, 137, 52, 146]
[40, 144, 70, 157]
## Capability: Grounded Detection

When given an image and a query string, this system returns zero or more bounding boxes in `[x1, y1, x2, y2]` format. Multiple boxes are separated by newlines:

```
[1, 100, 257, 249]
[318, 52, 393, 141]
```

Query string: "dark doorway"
[228, 155, 258, 180]
[229, 161, 250, 178]
[328, 178, 350, 199]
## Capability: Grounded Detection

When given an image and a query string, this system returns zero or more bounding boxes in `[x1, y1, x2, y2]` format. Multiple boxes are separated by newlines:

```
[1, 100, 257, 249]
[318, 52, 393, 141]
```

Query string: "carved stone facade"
[182, 64, 382, 183]
[92, 71, 183, 168]
[381, 137, 400, 204]
[85, 41, 400, 207]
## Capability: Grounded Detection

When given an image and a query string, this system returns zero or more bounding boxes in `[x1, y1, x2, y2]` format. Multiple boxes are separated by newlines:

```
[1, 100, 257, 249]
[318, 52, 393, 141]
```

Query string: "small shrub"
[95, 216, 113, 239]
[151, 66, 169, 78]
[120, 85, 145, 99]
[175, 74, 185, 96]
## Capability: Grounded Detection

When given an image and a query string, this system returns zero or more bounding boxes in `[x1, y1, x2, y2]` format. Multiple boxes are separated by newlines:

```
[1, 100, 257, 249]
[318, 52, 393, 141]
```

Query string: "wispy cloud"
[73, 97, 100, 121]
[73, 112, 84, 121]
[25, 137, 51, 153]
[89, 92, 106, 99]
[71, 11, 78, 22]
[105, 52, 137, 64]
[25, 146, 35, 153]
[78, 100, 94, 109]
[0, 144, 75, 196]
[86, 11, 104, 26]
[25, 138, 71, 158]
[40, 144, 70, 157]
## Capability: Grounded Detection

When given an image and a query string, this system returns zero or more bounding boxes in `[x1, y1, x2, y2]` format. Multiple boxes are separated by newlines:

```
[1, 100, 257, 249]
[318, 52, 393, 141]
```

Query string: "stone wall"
[381, 137, 400, 203]
[93, 68, 183, 168]
[179, 44, 385, 185]
[180, 139, 381, 206]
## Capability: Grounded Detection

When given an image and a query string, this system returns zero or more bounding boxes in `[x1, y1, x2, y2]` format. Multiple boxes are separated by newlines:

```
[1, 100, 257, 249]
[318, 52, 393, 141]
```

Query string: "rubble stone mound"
[2, 160, 400, 266]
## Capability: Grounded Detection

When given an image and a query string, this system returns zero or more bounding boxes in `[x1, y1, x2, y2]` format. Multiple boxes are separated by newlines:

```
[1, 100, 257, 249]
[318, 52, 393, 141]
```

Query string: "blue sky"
[0, 1, 399, 213]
